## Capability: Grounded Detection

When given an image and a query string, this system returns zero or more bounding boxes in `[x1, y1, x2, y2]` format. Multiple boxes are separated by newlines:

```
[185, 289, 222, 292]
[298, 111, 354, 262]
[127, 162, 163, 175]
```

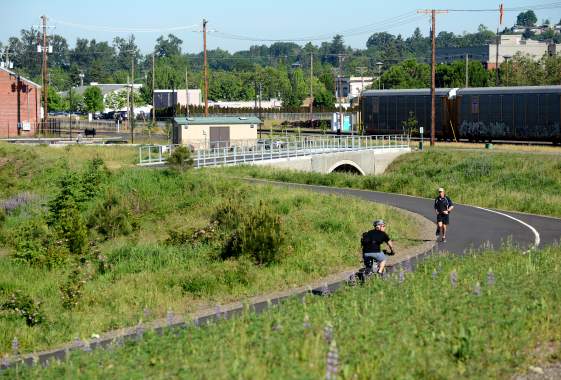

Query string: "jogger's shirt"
[434, 196, 453, 214]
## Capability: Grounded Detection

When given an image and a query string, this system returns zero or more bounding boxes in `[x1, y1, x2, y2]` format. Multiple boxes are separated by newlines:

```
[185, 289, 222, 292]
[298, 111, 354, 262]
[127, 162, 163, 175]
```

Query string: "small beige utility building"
[173, 116, 261, 149]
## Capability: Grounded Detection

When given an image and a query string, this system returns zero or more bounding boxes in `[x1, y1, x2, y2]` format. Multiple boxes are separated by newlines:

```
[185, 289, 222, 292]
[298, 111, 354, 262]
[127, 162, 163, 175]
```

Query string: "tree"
[167, 146, 193, 171]
[155, 34, 183, 58]
[517, 10, 538, 27]
[47, 88, 67, 112]
[83, 86, 104, 113]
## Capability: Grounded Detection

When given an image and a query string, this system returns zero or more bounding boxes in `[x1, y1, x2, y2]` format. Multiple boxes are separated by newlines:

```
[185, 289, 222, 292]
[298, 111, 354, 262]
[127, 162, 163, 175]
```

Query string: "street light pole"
[376, 62, 383, 90]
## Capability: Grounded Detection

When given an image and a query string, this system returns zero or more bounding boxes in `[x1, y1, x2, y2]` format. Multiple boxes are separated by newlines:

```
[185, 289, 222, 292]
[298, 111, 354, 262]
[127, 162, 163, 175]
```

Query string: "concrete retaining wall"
[252, 148, 411, 175]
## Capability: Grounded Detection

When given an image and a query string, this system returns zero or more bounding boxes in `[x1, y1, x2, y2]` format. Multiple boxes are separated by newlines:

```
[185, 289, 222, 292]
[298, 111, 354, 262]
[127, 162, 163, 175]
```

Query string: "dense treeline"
[1, 10, 560, 112]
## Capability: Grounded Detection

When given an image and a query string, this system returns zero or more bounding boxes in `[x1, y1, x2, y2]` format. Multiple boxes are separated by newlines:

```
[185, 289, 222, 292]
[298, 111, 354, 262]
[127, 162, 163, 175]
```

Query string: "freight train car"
[455, 86, 561, 143]
[362, 86, 561, 144]
[361, 89, 454, 139]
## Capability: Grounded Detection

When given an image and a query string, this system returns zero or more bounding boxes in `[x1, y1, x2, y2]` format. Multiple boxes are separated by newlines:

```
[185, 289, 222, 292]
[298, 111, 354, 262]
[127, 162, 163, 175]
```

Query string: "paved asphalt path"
[250, 179, 561, 254]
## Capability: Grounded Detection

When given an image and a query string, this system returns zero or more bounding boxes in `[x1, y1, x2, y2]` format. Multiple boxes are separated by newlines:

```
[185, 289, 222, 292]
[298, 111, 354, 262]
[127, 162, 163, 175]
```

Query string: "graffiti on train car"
[459, 121, 561, 139]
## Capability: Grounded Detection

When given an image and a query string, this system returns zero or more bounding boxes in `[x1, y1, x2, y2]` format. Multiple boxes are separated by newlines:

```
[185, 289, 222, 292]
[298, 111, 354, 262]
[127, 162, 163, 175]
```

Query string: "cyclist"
[361, 219, 395, 276]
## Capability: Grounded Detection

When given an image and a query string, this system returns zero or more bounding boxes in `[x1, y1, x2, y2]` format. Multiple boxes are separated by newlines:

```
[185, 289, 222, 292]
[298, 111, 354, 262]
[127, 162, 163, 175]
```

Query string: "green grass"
[222, 149, 561, 218]
[0, 143, 417, 355]
[6, 246, 561, 379]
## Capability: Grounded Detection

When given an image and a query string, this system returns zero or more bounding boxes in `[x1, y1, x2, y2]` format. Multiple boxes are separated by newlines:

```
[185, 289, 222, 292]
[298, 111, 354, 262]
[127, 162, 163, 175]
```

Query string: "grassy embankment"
[224, 149, 561, 218]
[0, 143, 416, 354]
[6, 246, 561, 379]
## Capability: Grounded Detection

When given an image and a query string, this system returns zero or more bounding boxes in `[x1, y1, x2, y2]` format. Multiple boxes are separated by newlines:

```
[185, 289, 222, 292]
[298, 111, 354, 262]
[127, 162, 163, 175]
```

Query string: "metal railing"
[138, 134, 410, 167]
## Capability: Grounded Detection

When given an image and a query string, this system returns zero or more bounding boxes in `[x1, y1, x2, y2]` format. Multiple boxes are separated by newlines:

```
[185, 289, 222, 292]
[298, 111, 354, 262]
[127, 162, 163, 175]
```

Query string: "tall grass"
[0, 144, 416, 354]
[224, 150, 561, 217]
[9, 246, 561, 379]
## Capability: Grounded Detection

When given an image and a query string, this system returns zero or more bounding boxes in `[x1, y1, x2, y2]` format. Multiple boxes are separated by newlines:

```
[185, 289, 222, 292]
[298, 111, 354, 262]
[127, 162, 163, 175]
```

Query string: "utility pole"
[152, 53, 156, 125]
[186, 67, 190, 117]
[16, 75, 21, 136]
[40, 15, 49, 125]
[465, 54, 469, 88]
[130, 53, 135, 144]
[203, 19, 209, 116]
[417, 9, 448, 146]
[337, 54, 344, 135]
[309, 52, 313, 126]
[496, 3, 505, 86]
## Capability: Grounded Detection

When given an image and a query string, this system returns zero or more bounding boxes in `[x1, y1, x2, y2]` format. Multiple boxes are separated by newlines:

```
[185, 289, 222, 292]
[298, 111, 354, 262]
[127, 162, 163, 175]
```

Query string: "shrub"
[223, 202, 286, 265]
[12, 217, 69, 268]
[0, 291, 45, 326]
[88, 190, 138, 240]
[54, 201, 88, 255]
[167, 146, 194, 171]
[60, 264, 92, 310]
[165, 221, 219, 246]
[80, 157, 110, 199]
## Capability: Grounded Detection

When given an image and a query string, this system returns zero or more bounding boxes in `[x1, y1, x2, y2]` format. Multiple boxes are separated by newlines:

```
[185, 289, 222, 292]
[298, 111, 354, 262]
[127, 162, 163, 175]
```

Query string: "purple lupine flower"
[11, 337, 19, 355]
[166, 309, 174, 326]
[326, 340, 339, 380]
[82, 340, 92, 353]
[398, 270, 405, 283]
[74, 337, 84, 350]
[450, 271, 458, 288]
[1, 192, 34, 213]
[2, 355, 9, 369]
[215, 305, 222, 320]
[136, 322, 144, 340]
[473, 282, 481, 296]
[487, 270, 495, 286]
[303, 314, 311, 330]
[324, 323, 333, 344]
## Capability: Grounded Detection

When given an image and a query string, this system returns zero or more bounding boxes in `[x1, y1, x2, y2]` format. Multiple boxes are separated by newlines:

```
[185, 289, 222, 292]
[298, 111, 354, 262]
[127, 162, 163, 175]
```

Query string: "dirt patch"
[513, 341, 561, 380]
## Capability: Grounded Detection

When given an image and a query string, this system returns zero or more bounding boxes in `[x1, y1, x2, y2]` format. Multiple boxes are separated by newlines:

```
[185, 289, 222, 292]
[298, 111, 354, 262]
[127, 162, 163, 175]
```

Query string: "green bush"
[12, 217, 69, 268]
[167, 146, 194, 171]
[223, 202, 286, 265]
[0, 290, 45, 326]
[80, 157, 110, 198]
[60, 264, 92, 310]
[165, 221, 219, 246]
[88, 190, 138, 240]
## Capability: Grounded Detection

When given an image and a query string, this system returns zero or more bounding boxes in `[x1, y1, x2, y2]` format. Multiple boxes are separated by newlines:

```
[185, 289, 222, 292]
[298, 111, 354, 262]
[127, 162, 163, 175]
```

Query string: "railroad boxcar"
[362, 89, 455, 139]
[455, 86, 561, 143]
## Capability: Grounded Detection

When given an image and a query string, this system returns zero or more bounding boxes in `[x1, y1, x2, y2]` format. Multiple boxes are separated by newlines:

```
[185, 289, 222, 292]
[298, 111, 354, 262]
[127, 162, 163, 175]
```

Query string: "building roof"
[457, 86, 561, 95]
[174, 116, 262, 125]
[60, 83, 142, 97]
[363, 88, 451, 97]
[0, 67, 42, 88]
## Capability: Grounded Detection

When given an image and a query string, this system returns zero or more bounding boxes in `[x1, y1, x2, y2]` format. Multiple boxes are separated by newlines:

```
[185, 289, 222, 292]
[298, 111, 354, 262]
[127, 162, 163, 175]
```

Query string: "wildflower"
[487, 270, 495, 286]
[74, 337, 84, 350]
[303, 314, 311, 330]
[135, 322, 144, 340]
[2, 355, 9, 369]
[450, 271, 458, 288]
[11, 337, 19, 356]
[326, 340, 339, 380]
[473, 282, 481, 296]
[215, 305, 222, 320]
[324, 323, 333, 344]
[166, 309, 174, 326]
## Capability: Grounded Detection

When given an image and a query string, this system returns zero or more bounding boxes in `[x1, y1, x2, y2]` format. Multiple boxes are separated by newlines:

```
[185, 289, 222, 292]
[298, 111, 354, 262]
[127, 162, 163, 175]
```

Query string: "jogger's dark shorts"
[437, 214, 450, 225]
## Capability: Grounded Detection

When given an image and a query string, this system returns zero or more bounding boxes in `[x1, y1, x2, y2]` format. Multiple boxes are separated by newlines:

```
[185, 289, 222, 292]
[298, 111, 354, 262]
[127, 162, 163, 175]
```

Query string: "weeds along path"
[3, 177, 438, 370]
[246, 179, 561, 253]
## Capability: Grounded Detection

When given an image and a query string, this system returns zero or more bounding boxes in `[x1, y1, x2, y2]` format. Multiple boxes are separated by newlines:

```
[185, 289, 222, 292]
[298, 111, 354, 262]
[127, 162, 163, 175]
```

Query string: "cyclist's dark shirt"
[361, 229, 390, 254]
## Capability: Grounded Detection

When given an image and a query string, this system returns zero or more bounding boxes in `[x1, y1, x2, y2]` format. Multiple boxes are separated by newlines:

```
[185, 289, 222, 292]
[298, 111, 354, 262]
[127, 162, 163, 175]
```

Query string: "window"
[471, 96, 479, 114]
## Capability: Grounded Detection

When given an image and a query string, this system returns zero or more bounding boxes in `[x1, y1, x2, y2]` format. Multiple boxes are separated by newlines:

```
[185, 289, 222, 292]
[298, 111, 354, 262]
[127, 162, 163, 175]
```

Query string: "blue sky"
[2, 0, 561, 53]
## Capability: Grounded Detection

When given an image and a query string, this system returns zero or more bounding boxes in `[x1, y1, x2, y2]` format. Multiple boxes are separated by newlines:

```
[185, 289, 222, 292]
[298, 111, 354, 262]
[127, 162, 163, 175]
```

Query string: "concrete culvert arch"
[328, 161, 365, 176]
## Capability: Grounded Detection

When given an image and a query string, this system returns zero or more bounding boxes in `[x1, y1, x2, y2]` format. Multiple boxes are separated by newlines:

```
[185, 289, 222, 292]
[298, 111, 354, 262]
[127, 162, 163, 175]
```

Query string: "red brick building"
[0, 67, 42, 138]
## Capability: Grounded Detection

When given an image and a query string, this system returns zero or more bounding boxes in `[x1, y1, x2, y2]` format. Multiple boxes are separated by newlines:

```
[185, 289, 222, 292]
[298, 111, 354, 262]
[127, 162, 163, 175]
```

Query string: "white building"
[336, 77, 375, 101]
[488, 34, 561, 68]
[209, 98, 282, 109]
